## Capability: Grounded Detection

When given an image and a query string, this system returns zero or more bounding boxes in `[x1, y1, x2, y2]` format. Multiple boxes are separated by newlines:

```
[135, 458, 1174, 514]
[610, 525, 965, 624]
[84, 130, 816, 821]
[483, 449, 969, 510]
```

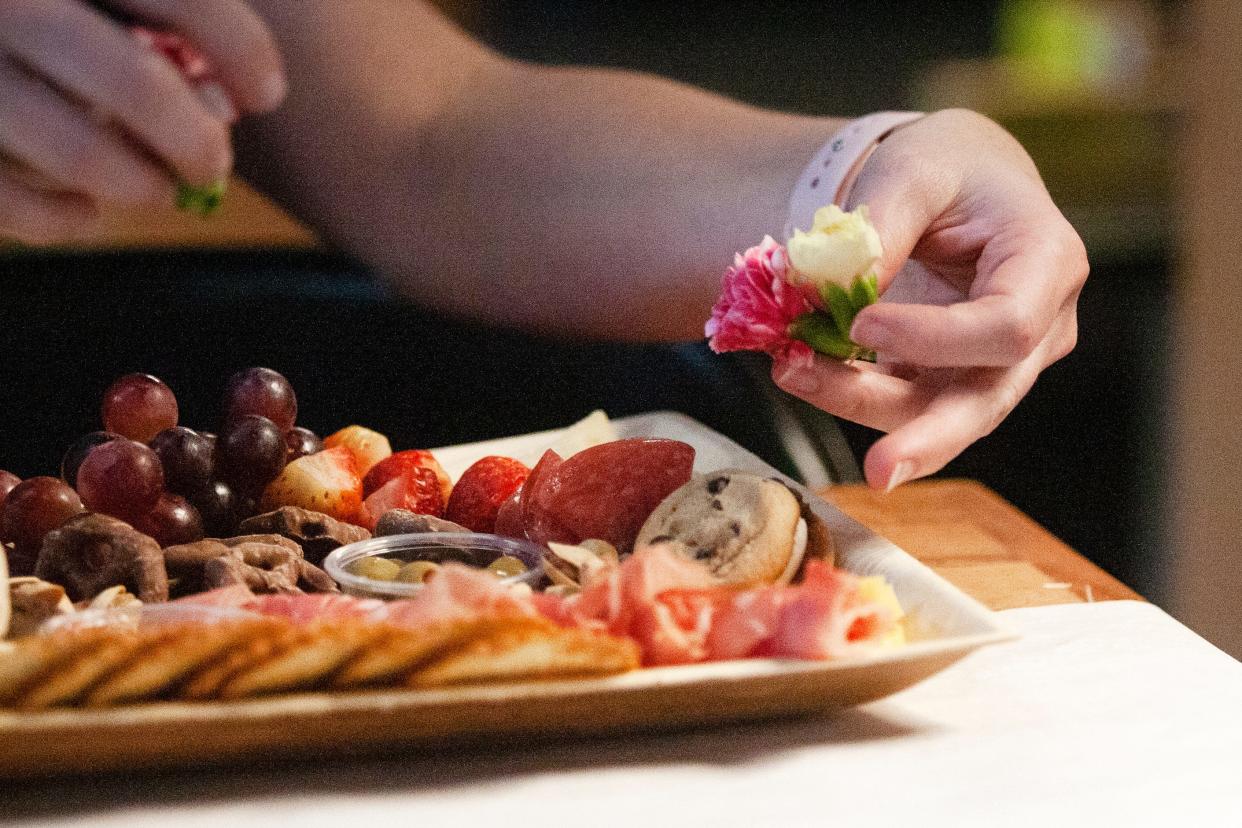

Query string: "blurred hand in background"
[0, 0, 284, 242]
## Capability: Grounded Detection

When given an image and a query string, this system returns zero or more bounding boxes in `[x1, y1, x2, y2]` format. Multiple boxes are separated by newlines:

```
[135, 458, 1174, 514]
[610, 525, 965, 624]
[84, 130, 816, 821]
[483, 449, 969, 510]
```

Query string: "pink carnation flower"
[705, 236, 815, 368]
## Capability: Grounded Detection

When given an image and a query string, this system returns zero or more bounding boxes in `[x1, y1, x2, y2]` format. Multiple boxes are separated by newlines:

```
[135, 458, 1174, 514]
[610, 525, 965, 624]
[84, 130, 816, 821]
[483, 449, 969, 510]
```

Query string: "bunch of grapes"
[0, 368, 321, 575]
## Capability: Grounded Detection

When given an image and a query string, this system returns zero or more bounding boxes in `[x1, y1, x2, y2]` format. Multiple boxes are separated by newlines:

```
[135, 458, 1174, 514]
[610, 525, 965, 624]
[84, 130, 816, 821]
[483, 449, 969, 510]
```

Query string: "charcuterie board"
[0, 412, 1013, 778]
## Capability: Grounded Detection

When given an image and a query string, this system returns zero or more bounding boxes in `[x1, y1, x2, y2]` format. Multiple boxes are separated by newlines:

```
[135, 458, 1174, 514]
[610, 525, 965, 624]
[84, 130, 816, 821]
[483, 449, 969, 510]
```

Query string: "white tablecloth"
[8, 601, 1242, 826]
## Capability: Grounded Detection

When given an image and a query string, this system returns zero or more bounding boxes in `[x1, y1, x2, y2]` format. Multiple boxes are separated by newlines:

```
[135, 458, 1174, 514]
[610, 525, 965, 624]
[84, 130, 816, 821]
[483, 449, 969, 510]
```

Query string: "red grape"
[284, 426, 323, 462]
[61, 431, 119, 488]
[0, 476, 85, 573]
[133, 493, 204, 546]
[151, 426, 214, 495]
[199, 432, 219, 468]
[76, 438, 165, 520]
[101, 373, 179, 442]
[224, 367, 297, 431]
[0, 469, 21, 509]
[234, 492, 258, 523]
[188, 479, 237, 537]
[219, 414, 286, 492]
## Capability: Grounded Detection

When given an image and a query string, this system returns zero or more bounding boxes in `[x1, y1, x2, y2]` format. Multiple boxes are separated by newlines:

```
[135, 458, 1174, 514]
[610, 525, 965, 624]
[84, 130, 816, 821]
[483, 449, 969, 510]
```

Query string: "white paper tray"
[0, 412, 1013, 777]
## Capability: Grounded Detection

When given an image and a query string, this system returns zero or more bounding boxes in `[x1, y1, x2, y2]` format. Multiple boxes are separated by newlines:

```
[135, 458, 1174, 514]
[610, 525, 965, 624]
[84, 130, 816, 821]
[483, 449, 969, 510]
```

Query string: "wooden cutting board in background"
[823, 480, 1143, 610]
[70, 177, 316, 251]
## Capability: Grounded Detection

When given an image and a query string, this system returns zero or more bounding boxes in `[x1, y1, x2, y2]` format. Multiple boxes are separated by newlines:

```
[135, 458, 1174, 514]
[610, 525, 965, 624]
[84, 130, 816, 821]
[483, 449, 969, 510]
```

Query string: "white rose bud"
[786, 204, 883, 291]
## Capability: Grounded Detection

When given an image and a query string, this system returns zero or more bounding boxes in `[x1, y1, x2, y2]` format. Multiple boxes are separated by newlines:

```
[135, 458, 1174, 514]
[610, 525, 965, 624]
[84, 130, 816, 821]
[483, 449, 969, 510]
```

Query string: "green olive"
[351, 556, 401, 581]
[487, 555, 527, 578]
[397, 560, 441, 584]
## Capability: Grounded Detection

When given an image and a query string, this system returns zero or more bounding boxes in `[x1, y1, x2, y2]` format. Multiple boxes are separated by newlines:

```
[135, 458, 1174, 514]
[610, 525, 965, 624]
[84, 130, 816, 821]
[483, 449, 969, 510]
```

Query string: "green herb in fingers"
[176, 180, 227, 217]
[127, 27, 234, 219]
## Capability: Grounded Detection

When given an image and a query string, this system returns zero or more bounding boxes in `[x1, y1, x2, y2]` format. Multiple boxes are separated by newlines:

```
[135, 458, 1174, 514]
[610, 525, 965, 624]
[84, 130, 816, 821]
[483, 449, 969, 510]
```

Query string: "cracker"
[15, 630, 149, 710]
[333, 618, 523, 689]
[408, 619, 639, 688]
[0, 628, 112, 707]
[217, 621, 383, 700]
[178, 620, 299, 701]
[84, 622, 263, 708]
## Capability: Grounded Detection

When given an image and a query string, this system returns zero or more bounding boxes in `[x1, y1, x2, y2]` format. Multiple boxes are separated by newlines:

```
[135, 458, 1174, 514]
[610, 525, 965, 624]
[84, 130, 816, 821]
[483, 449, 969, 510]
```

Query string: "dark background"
[0, 0, 1172, 598]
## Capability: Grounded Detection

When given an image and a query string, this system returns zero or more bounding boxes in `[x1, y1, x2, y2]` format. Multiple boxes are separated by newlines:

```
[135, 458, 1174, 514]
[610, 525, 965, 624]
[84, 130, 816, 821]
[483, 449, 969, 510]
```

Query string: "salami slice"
[523, 439, 695, 552]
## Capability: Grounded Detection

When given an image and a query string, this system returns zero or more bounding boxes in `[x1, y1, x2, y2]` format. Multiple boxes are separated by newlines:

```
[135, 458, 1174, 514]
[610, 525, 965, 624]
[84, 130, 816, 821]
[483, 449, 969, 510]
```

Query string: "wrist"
[783, 111, 924, 239]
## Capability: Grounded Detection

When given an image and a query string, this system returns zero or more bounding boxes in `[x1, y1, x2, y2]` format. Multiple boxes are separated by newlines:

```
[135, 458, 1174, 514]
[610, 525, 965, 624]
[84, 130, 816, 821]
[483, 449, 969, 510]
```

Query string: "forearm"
[237, 1, 841, 340]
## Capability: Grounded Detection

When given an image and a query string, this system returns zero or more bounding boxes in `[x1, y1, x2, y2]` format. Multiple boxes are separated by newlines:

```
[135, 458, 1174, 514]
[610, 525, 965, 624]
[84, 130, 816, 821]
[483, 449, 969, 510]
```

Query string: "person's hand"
[0, 0, 286, 242]
[771, 109, 1088, 491]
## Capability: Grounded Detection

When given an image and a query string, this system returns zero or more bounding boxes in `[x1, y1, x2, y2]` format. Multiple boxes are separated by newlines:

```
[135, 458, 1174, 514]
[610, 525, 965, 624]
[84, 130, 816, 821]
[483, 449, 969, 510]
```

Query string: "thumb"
[842, 149, 954, 292]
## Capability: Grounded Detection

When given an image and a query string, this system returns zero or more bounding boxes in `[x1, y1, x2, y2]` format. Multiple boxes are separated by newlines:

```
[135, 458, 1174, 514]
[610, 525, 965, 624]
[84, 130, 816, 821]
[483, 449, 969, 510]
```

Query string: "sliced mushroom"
[83, 585, 143, 612]
[544, 540, 617, 589]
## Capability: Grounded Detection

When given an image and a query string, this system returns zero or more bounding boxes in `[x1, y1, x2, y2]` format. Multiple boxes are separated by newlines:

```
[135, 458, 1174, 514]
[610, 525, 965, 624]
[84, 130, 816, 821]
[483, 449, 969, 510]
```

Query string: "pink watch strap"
[783, 111, 924, 240]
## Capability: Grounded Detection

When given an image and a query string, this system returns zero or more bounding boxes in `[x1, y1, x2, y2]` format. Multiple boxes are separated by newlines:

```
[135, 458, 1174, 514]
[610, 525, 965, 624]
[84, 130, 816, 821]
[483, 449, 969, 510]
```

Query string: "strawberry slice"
[324, 425, 392, 477]
[260, 446, 364, 524]
[492, 490, 524, 539]
[519, 449, 564, 544]
[444, 456, 530, 534]
[361, 466, 445, 530]
[362, 449, 452, 503]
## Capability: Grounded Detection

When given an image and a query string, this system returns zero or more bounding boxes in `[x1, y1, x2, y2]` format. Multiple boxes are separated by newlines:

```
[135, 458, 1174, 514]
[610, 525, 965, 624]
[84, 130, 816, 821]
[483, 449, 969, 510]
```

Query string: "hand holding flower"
[709, 111, 1087, 492]
[770, 110, 1088, 491]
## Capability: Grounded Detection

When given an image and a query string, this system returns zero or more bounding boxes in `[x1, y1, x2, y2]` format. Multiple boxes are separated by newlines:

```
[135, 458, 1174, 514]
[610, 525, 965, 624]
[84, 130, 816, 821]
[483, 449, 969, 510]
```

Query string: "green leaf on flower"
[789, 311, 856, 360]
[849, 275, 871, 311]
[822, 283, 856, 340]
[861, 271, 879, 306]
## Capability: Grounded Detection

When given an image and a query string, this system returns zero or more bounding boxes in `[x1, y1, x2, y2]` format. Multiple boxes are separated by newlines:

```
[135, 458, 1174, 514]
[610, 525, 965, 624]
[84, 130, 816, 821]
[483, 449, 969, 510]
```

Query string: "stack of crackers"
[0, 615, 639, 711]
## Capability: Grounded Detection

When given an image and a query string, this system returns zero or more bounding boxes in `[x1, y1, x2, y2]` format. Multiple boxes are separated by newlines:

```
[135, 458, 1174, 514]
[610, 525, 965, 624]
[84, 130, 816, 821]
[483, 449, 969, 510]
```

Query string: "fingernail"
[197, 82, 238, 123]
[885, 460, 915, 493]
[850, 315, 889, 350]
[776, 362, 819, 395]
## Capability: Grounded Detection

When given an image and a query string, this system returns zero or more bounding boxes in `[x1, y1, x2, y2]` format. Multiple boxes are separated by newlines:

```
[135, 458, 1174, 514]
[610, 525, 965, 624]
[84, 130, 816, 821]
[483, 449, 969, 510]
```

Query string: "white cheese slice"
[544, 409, 617, 459]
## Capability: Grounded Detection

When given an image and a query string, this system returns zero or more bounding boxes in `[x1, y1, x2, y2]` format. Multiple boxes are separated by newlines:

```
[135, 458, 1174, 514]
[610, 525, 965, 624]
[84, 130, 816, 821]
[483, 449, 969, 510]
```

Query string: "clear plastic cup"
[323, 532, 545, 599]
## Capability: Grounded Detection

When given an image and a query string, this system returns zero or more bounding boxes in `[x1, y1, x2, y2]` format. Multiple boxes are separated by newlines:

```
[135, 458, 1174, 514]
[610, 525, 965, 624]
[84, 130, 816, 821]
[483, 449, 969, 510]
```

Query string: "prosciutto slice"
[242, 564, 539, 629]
[244, 593, 387, 624]
[535, 545, 901, 666]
